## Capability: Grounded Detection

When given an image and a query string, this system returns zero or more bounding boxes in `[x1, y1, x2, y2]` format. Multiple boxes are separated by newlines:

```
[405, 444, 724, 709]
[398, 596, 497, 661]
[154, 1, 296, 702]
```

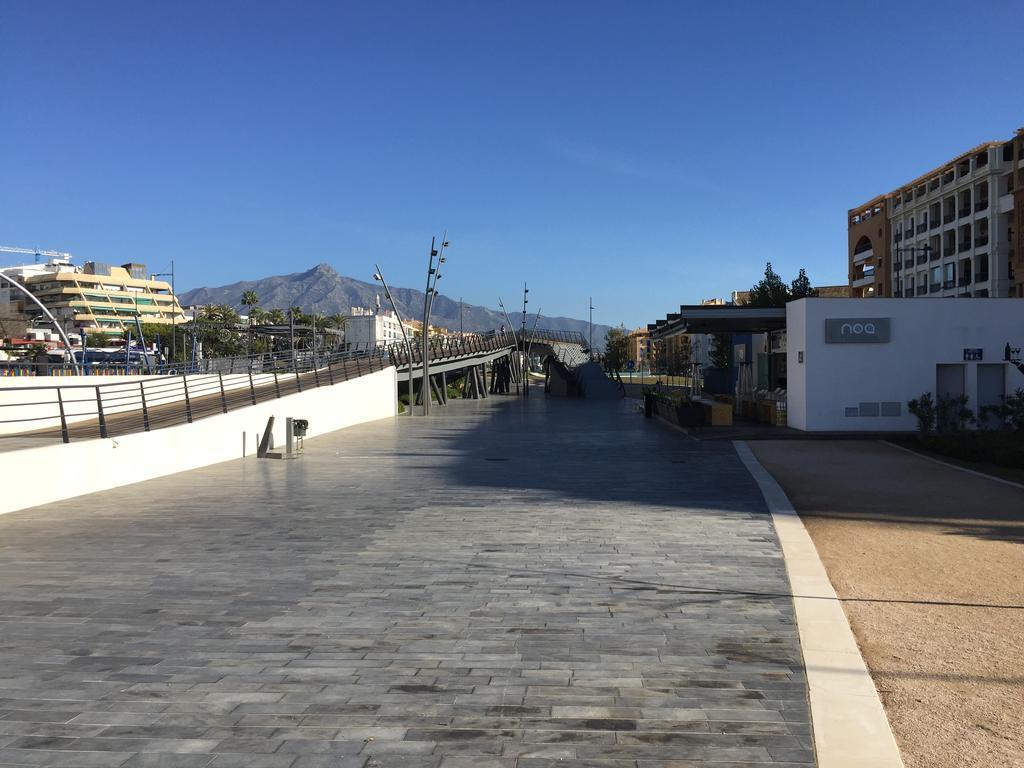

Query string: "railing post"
[327, 358, 335, 385]
[182, 375, 193, 423]
[274, 370, 281, 398]
[56, 388, 70, 444]
[95, 386, 108, 438]
[295, 366, 302, 392]
[218, 372, 228, 413]
[249, 370, 257, 405]
[139, 381, 151, 431]
[313, 363, 320, 388]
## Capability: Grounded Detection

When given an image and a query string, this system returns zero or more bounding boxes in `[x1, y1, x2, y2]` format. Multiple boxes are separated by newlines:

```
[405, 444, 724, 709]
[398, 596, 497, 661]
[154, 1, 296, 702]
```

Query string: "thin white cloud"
[542, 137, 722, 192]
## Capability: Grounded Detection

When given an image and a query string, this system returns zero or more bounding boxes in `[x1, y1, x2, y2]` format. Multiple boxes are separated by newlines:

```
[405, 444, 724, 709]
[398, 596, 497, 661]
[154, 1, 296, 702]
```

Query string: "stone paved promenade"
[0, 390, 813, 767]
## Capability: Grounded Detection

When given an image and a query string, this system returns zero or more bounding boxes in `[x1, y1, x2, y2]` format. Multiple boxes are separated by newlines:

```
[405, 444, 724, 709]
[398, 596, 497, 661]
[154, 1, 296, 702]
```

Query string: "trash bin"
[292, 419, 308, 437]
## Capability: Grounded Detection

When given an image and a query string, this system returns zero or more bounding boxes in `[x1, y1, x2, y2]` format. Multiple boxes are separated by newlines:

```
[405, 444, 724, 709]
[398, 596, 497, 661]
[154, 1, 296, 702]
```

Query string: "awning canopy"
[648, 305, 787, 338]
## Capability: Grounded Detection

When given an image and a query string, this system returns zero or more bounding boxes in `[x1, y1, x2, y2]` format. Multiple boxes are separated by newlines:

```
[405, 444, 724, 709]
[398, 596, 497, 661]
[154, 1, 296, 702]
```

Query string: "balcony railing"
[917, 254, 929, 265]
[930, 218, 941, 230]
[917, 223, 928, 234]
[943, 213, 955, 224]
[975, 200, 988, 212]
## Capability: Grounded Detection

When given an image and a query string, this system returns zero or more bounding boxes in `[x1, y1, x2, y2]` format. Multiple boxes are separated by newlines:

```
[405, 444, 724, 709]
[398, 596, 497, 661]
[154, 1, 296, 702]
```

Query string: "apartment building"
[0, 257, 186, 336]
[624, 327, 650, 369]
[849, 128, 1024, 298]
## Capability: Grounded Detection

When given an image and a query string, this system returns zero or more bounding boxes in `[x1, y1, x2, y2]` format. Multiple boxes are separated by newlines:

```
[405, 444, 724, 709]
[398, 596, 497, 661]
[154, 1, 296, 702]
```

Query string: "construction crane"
[0, 245, 72, 263]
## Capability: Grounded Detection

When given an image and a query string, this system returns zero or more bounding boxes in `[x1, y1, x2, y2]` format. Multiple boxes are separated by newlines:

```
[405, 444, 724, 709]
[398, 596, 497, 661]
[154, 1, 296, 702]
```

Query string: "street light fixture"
[374, 264, 415, 417]
[497, 297, 519, 395]
[151, 260, 177, 361]
[589, 296, 594, 360]
[421, 232, 449, 415]
[521, 283, 529, 397]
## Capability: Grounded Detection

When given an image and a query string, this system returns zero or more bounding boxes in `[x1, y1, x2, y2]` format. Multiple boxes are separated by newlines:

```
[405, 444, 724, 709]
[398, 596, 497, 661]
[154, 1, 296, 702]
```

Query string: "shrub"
[936, 393, 973, 432]
[907, 392, 936, 435]
[980, 388, 1024, 432]
[921, 432, 1024, 469]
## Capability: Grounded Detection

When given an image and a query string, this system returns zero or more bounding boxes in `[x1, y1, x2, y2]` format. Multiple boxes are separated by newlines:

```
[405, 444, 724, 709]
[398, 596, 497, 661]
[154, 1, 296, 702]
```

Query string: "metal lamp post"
[589, 296, 594, 359]
[521, 283, 529, 397]
[421, 232, 449, 416]
[497, 297, 520, 395]
[151, 260, 177, 361]
[374, 264, 415, 417]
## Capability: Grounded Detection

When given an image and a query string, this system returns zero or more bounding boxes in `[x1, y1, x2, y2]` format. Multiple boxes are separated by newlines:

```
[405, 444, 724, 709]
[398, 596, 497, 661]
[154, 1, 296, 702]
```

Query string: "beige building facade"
[849, 128, 1024, 299]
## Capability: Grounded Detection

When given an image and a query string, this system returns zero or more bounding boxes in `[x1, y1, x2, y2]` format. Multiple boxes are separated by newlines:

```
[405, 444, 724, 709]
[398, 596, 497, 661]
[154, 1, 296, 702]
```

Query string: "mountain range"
[179, 264, 612, 347]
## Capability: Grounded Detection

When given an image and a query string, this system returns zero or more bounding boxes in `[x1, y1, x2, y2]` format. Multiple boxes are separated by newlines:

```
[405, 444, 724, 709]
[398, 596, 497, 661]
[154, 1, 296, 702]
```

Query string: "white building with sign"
[344, 305, 407, 349]
[786, 298, 1024, 431]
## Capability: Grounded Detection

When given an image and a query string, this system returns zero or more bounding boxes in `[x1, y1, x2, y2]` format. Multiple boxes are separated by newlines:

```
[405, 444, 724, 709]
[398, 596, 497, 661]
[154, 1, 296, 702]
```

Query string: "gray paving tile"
[0, 394, 810, 765]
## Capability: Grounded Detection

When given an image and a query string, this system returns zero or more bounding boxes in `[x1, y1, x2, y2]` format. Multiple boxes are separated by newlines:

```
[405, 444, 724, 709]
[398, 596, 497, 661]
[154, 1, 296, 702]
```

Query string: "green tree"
[790, 268, 818, 299]
[265, 308, 287, 325]
[747, 262, 791, 308]
[603, 325, 630, 372]
[324, 313, 348, 331]
[709, 333, 732, 369]
[241, 290, 259, 315]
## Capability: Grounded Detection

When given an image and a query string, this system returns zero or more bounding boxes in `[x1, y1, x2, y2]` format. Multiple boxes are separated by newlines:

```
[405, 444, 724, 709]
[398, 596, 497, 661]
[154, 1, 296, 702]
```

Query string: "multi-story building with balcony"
[849, 128, 1024, 298]
[0, 257, 186, 337]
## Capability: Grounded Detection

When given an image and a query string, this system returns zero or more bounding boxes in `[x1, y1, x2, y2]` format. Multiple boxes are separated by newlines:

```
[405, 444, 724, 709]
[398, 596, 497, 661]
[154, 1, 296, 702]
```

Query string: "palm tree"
[241, 290, 259, 315]
[266, 308, 287, 325]
[325, 313, 348, 331]
[241, 291, 259, 355]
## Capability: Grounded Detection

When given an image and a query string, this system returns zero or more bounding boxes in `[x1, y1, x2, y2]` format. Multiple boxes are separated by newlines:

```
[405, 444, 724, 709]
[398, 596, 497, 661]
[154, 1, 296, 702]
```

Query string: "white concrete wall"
[785, 309, 808, 430]
[0, 367, 397, 516]
[787, 298, 1024, 431]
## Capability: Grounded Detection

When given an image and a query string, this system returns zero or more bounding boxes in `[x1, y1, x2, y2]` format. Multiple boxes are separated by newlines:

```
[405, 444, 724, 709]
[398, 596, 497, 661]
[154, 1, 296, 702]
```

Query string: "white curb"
[734, 440, 904, 768]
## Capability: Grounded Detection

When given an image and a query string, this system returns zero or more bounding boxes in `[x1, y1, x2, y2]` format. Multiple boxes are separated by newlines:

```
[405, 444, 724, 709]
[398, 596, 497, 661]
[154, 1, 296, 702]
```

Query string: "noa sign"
[824, 318, 891, 343]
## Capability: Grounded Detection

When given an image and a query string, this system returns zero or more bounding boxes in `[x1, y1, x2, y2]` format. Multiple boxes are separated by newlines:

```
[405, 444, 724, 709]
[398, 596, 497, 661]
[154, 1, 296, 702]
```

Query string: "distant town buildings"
[0, 256, 186, 339]
[849, 127, 1024, 298]
[624, 327, 650, 369]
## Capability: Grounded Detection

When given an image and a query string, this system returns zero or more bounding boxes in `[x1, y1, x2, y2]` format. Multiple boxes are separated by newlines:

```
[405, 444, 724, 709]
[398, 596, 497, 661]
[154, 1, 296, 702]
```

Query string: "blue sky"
[2, 1, 1022, 328]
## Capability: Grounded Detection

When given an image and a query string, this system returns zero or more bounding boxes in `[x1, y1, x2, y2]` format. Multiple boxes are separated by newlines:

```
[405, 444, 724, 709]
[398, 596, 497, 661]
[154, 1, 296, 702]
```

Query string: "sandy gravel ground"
[749, 440, 1024, 768]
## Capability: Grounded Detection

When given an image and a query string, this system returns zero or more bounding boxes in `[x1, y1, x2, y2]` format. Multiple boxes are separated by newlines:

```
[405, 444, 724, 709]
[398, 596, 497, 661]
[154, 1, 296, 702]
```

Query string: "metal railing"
[519, 328, 589, 347]
[384, 330, 517, 368]
[0, 331, 521, 445]
[0, 343, 382, 378]
[0, 347, 390, 444]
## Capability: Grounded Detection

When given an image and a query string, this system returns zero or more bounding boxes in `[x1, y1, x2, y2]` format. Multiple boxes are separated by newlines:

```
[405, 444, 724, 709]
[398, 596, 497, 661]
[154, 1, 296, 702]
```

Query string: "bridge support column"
[478, 365, 488, 399]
